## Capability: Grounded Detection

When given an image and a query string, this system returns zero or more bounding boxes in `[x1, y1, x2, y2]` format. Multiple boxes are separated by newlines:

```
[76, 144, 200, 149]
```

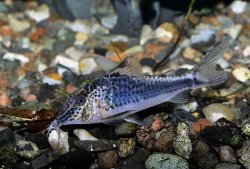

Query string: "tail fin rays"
[189, 41, 229, 86]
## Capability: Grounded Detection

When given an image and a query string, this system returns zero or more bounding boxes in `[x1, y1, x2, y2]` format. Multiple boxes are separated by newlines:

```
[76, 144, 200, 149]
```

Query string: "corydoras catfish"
[47, 42, 229, 134]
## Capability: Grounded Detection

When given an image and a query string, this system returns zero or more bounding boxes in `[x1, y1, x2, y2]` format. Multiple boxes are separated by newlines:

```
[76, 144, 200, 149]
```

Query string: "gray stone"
[237, 139, 250, 169]
[31, 149, 56, 169]
[145, 153, 189, 169]
[0, 128, 15, 168]
[214, 163, 241, 169]
[115, 122, 136, 137]
[191, 141, 219, 169]
[219, 146, 237, 163]
[74, 140, 118, 152]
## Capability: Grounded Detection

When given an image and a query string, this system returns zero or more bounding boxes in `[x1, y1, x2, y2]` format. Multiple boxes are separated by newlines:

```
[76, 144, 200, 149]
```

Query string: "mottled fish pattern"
[47, 42, 229, 134]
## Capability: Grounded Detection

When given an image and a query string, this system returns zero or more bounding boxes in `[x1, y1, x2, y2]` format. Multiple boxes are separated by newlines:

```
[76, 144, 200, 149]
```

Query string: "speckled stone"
[118, 138, 136, 158]
[145, 153, 189, 169]
[173, 122, 192, 159]
[15, 140, 40, 160]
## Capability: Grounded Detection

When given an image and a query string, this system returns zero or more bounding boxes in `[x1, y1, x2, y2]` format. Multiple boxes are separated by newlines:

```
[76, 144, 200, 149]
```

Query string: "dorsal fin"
[109, 54, 142, 76]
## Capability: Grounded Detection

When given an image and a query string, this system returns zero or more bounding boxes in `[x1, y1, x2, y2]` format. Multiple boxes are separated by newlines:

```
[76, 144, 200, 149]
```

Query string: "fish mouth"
[46, 119, 59, 136]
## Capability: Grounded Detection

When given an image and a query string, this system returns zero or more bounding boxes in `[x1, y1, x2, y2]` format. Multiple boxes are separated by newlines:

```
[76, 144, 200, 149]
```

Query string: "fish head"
[46, 88, 88, 135]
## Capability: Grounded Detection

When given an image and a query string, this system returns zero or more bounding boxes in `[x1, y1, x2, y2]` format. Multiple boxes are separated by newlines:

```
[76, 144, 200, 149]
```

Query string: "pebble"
[74, 140, 118, 152]
[191, 141, 219, 169]
[98, 150, 118, 169]
[65, 47, 84, 61]
[237, 139, 250, 169]
[0, 128, 15, 167]
[243, 45, 250, 57]
[115, 122, 136, 137]
[145, 153, 189, 169]
[55, 54, 79, 74]
[75, 32, 88, 44]
[219, 145, 237, 163]
[42, 75, 62, 85]
[119, 148, 151, 169]
[232, 66, 250, 83]
[9, 17, 30, 32]
[230, 0, 247, 14]
[182, 47, 202, 61]
[95, 54, 117, 71]
[73, 129, 98, 141]
[155, 27, 173, 43]
[101, 15, 117, 29]
[157, 22, 178, 43]
[173, 122, 192, 159]
[174, 100, 199, 113]
[140, 25, 153, 45]
[0, 2, 8, 13]
[192, 118, 211, 133]
[26, 4, 50, 23]
[202, 103, 235, 123]
[191, 26, 215, 48]
[48, 129, 69, 155]
[224, 24, 242, 39]
[200, 125, 243, 148]
[171, 110, 196, 123]
[154, 128, 175, 152]
[31, 149, 56, 169]
[79, 58, 98, 75]
[15, 140, 40, 160]
[3, 53, 29, 65]
[67, 20, 91, 34]
[143, 115, 164, 132]
[0, 91, 11, 106]
[242, 122, 250, 136]
[118, 138, 136, 158]
[136, 126, 155, 150]
[214, 163, 241, 169]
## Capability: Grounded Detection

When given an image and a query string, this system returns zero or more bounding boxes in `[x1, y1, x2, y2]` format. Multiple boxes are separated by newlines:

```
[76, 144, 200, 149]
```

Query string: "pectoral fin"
[169, 92, 190, 104]
[124, 114, 143, 126]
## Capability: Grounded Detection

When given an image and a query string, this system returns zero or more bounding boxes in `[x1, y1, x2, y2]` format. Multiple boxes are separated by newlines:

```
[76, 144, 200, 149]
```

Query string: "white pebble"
[230, 1, 247, 14]
[232, 66, 250, 83]
[55, 55, 79, 73]
[67, 20, 90, 33]
[243, 46, 250, 57]
[79, 58, 98, 75]
[202, 103, 234, 123]
[3, 53, 29, 65]
[42, 76, 62, 85]
[26, 4, 50, 23]
[73, 129, 98, 141]
[48, 129, 69, 155]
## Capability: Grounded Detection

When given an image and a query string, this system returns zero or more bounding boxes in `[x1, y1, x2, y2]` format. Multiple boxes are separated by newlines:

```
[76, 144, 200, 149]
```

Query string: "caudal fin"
[189, 41, 229, 87]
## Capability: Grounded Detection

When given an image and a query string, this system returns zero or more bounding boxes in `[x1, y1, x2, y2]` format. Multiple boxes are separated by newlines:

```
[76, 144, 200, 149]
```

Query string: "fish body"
[47, 42, 229, 134]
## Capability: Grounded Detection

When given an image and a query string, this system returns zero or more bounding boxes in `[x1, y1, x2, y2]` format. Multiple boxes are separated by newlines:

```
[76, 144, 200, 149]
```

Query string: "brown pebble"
[0, 92, 11, 106]
[98, 150, 118, 169]
[154, 129, 175, 152]
[136, 126, 155, 150]
[25, 94, 37, 101]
